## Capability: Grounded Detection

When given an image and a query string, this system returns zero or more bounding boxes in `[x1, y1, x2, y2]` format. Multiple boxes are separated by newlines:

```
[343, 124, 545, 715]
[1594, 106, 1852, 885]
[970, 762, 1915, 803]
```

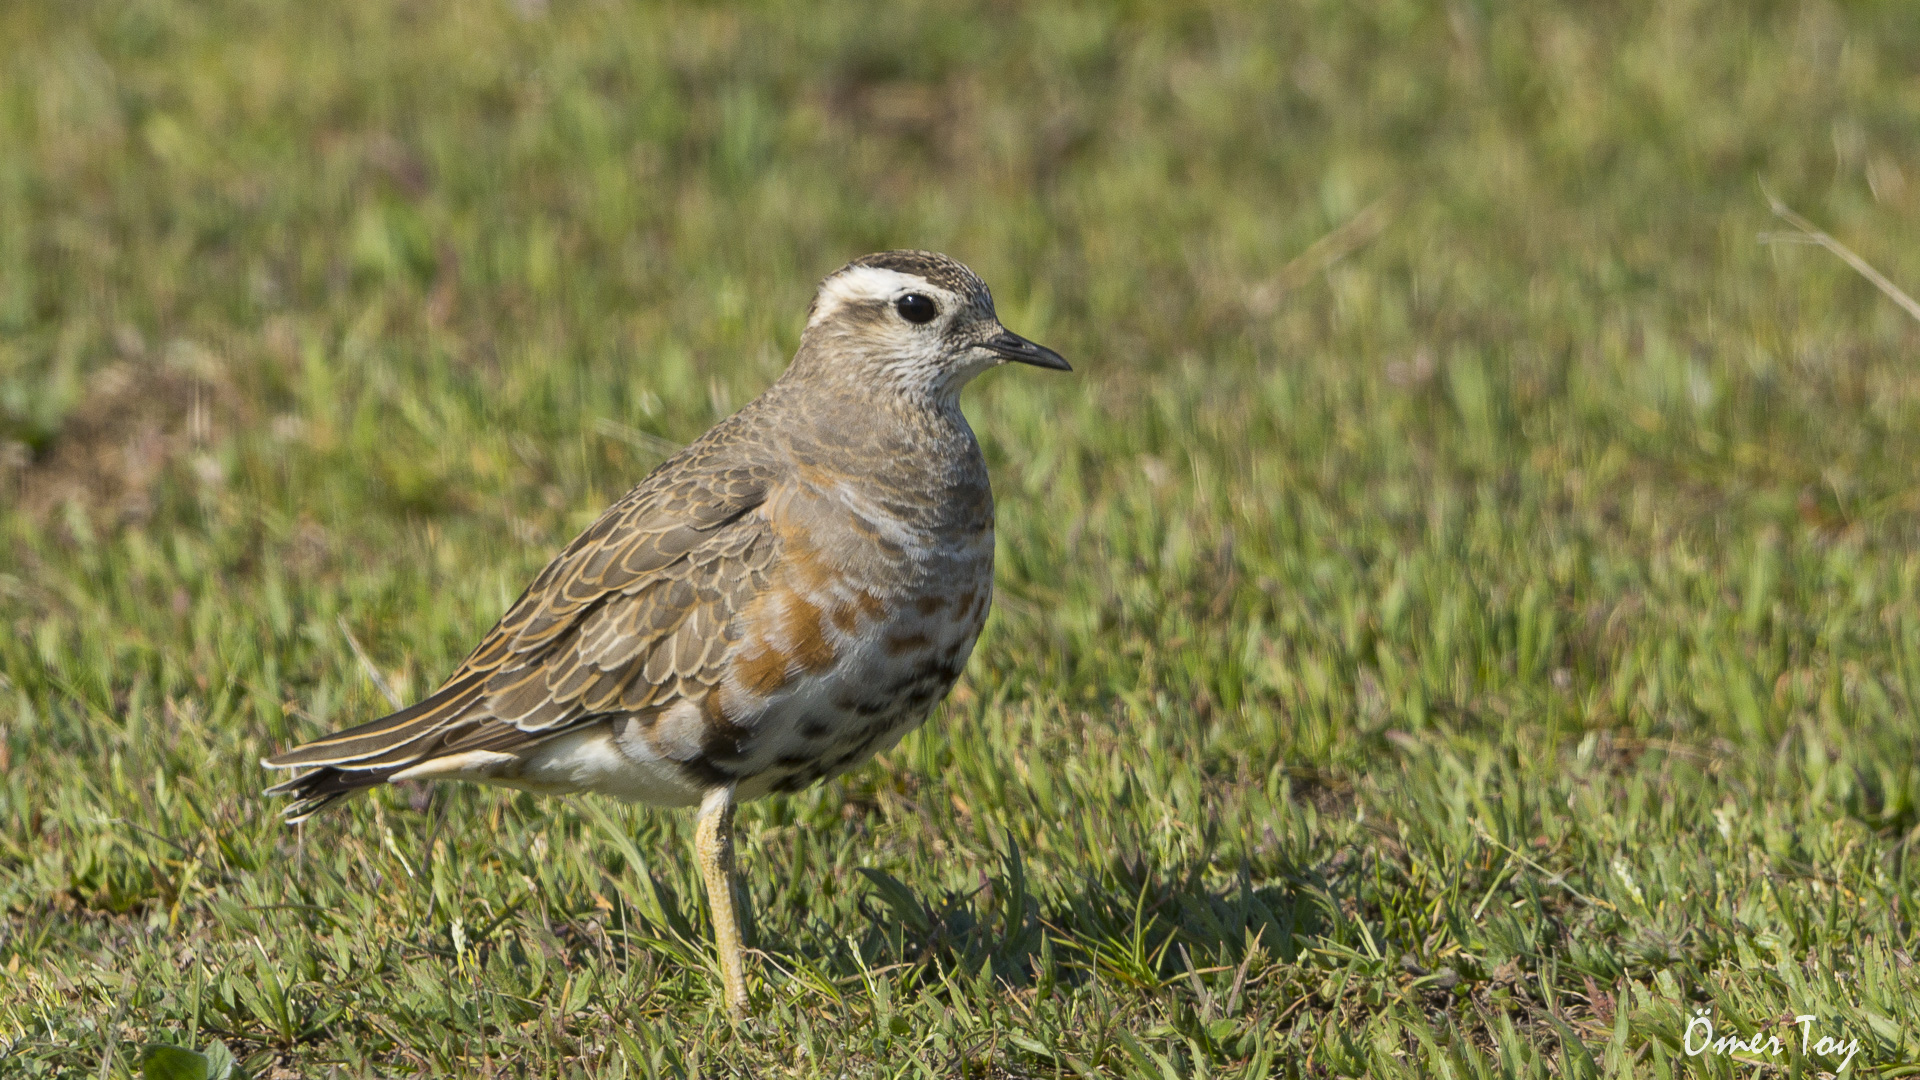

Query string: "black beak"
[982, 329, 1071, 372]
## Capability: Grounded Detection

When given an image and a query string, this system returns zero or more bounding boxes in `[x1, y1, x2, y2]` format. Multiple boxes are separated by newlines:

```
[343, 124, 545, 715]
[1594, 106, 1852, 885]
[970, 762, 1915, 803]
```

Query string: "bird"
[261, 250, 1069, 1015]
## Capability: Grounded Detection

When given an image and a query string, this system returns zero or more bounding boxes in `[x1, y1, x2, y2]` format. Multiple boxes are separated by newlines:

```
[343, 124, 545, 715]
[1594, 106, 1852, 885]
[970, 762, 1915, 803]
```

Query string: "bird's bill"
[981, 329, 1071, 371]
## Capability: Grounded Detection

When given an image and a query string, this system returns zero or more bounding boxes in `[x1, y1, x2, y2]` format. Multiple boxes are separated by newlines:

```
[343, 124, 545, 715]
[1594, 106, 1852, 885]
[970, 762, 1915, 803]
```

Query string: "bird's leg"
[695, 784, 748, 1016]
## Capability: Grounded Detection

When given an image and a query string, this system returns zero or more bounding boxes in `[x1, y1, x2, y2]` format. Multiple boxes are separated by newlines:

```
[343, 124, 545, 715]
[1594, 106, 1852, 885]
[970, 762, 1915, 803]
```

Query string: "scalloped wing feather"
[261, 439, 778, 812]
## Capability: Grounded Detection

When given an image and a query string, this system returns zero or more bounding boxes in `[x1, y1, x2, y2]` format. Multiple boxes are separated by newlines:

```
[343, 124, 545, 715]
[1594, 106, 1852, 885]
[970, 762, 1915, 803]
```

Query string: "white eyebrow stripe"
[809, 266, 933, 326]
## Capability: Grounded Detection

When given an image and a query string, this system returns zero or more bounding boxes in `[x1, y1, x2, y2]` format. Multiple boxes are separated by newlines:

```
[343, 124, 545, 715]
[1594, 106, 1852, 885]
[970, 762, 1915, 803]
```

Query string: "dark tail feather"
[262, 671, 495, 822]
[263, 764, 402, 823]
[263, 671, 491, 770]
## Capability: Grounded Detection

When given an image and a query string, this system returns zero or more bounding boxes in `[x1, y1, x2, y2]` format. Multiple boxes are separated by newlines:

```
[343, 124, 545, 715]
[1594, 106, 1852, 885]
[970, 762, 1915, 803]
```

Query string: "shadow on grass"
[568, 800, 1367, 1006]
[796, 841, 1338, 996]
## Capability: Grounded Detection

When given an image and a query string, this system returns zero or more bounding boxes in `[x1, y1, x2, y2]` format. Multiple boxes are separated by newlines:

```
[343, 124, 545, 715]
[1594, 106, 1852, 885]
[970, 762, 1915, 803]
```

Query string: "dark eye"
[894, 293, 938, 324]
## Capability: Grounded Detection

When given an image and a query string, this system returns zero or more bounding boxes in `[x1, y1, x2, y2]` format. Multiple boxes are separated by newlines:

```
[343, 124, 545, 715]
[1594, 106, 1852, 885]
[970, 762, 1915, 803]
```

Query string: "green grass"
[5, 0, 1920, 1075]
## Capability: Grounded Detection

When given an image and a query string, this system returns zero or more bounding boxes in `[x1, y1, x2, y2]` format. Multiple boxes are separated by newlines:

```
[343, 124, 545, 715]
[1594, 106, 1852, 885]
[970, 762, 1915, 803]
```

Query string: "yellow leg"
[695, 784, 748, 1016]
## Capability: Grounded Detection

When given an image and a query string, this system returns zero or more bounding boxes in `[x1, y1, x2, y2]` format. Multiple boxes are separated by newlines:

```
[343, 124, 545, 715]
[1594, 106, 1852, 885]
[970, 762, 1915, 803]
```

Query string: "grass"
[4, 0, 1920, 1074]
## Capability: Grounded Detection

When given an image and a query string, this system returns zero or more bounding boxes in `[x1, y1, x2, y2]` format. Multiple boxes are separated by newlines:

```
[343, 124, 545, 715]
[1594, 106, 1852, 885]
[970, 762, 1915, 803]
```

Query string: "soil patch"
[7, 352, 239, 527]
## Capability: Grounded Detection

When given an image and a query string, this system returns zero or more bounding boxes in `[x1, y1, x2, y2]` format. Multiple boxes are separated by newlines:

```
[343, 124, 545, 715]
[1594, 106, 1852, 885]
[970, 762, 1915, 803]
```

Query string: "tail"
[261, 764, 405, 823]
[262, 670, 493, 823]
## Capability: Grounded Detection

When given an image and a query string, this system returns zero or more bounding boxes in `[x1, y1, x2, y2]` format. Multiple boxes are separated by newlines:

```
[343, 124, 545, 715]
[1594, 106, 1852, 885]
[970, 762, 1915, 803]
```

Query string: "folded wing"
[263, 453, 777, 821]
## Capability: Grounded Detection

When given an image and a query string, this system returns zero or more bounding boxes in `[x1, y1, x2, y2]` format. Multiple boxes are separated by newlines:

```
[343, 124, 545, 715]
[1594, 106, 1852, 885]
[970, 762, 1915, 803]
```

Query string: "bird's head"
[792, 251, 1069, 403]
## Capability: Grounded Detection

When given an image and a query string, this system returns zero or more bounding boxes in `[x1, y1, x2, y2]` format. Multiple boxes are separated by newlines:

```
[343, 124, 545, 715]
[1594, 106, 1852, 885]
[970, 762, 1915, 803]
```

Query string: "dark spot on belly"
[885, 631, 931, 656]
[772, 770, 815, 793]
[885, 670, 926, 695]
[698, 690, 751, 761]
[699, 720, 750, 763]
[884, 660, 964, 698]
[679, 758, 736, 787]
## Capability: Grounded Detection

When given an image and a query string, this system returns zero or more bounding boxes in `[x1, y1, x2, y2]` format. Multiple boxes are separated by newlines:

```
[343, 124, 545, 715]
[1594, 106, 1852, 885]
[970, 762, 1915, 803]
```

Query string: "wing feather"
[263, 441, 779, 817]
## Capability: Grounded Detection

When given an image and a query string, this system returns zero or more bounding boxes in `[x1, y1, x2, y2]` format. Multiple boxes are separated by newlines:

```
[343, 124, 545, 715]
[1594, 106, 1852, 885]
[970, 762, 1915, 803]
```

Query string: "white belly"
[503, 725, 709, 806]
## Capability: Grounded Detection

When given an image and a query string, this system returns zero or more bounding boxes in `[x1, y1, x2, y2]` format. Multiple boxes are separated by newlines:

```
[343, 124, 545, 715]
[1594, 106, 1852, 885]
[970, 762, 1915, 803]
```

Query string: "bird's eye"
[894, 293, 938, 324]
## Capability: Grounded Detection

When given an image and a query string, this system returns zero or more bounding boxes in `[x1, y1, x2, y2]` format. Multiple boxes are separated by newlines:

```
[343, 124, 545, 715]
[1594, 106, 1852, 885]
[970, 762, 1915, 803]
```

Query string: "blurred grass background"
[5, 0, 1920, 1075]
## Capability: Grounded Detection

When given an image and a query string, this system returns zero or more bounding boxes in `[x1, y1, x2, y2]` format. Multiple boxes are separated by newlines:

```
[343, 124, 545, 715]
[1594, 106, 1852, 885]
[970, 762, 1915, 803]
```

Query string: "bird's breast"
[672, 479, 995, 797]
[724, 480, 993, 698]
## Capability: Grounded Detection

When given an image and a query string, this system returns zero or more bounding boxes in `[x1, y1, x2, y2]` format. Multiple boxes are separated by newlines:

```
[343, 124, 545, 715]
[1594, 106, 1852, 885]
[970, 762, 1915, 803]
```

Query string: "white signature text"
[1683, 1009, 1860, 1072]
